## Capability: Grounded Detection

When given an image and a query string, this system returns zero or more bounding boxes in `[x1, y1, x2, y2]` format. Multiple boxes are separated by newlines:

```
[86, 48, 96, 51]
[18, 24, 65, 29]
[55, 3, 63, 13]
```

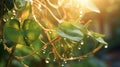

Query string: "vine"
[2, 0, 108, 67]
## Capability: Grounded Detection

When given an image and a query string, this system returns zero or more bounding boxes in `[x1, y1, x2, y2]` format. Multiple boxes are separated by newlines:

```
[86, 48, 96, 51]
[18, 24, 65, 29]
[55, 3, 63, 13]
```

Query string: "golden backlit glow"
[10, 0, 107, 62]
[77, 0, 100, 13]
[31, 0, 100, 24]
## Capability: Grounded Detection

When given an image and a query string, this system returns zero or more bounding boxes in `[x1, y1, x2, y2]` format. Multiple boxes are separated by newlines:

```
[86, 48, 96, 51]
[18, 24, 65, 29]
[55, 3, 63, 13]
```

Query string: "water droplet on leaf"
[81, 41, 84, 45]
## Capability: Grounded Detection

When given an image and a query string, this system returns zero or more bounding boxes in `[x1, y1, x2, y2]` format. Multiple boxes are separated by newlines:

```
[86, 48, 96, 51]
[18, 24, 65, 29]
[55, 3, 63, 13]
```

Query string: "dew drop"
[13, 10, 16, 15]
[63, 60, 67, 64]
[49, 32, 52, 34]
[80, 15, 82, 17]
[13, 10, 16, 13]
[70, 57, 73, 60]
[61, 64, 64, 67]
[3, 19, 6, 22]
[64, 61, 67, 64]
[64, 38, 66, 40]
[104, 45, 108, 48]
[38, 4, 41, 8]
[78, 47, 81, 50]
[79, 10, 83, 17]
[43, 51, 45, 54]
[45, 60, 49, 63]
[11, 17, 14, 19]
[42, 50, 46, 54]
[81, 41, 84, 45]
[58, 0, 64, 6]
[59, 19, 64, 23]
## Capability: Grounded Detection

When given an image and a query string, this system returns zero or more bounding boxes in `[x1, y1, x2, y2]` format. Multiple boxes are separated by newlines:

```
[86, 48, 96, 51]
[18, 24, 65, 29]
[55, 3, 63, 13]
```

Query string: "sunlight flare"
[77, 0, 100, 13]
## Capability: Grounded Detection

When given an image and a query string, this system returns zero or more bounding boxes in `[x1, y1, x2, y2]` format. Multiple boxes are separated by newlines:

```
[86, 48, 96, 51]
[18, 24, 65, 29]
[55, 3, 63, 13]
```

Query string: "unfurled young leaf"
[88, 31, 107, 45]
[96, 37, 107, 45]
[56, 22, 85, 41]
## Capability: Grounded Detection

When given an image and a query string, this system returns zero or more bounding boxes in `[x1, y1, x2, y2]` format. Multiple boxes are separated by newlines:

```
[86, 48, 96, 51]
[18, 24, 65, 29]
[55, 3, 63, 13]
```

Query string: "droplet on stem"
[61, 64, 64, 67]
[45, 58, 50, 64]
[63, 60, 67, 64]
[104, 45, 108, 48]
[42, 50, 46, 54]
[64, 61, 67, 64]
[53, 59, 56, 62]
[78, 47, 81, 50]
[13, 10, 16, 15]
[70, 57, 73, 60]
[49, 32, 52, 34]
[45, 60, 49, 63]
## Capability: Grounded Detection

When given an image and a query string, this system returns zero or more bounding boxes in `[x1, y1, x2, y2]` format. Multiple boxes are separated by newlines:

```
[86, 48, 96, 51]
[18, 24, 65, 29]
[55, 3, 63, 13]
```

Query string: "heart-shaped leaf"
[22, 19, 41, 44]
[4, 19, 41, 45]
[4, 19, 25, 44]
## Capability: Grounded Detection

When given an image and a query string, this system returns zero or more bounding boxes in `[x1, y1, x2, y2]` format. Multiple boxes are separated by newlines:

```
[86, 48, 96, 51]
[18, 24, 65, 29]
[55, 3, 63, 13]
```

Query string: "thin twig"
[14, 56, 29, 67]
[6, 45, 16, 67]
[35, 0, 60, 23]
[46, 0, 59, 9]
[52, 44, 103, 61]
[15, 36, 61, 59]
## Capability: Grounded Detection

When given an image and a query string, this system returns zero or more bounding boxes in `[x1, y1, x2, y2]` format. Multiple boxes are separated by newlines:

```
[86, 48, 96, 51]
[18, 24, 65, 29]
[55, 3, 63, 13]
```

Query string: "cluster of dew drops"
[42, 39, 108, 67]
[41, 39, 85, 67]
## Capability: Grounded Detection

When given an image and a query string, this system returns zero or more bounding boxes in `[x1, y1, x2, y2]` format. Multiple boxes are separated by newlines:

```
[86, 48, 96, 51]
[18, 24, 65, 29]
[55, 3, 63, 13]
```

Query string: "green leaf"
[4, 19, 25, 44]
[4, 19, 20, 30]
[56, 22, 84, 41]
[90, 31, 105, 38]
[15, 44, 33, 56]
[88, 31, 107, 45]
[22, 19, 41, 44]
[72, 23, 88, 34]
[96, 37, 107, 45]
[32, 39, 44, 50]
